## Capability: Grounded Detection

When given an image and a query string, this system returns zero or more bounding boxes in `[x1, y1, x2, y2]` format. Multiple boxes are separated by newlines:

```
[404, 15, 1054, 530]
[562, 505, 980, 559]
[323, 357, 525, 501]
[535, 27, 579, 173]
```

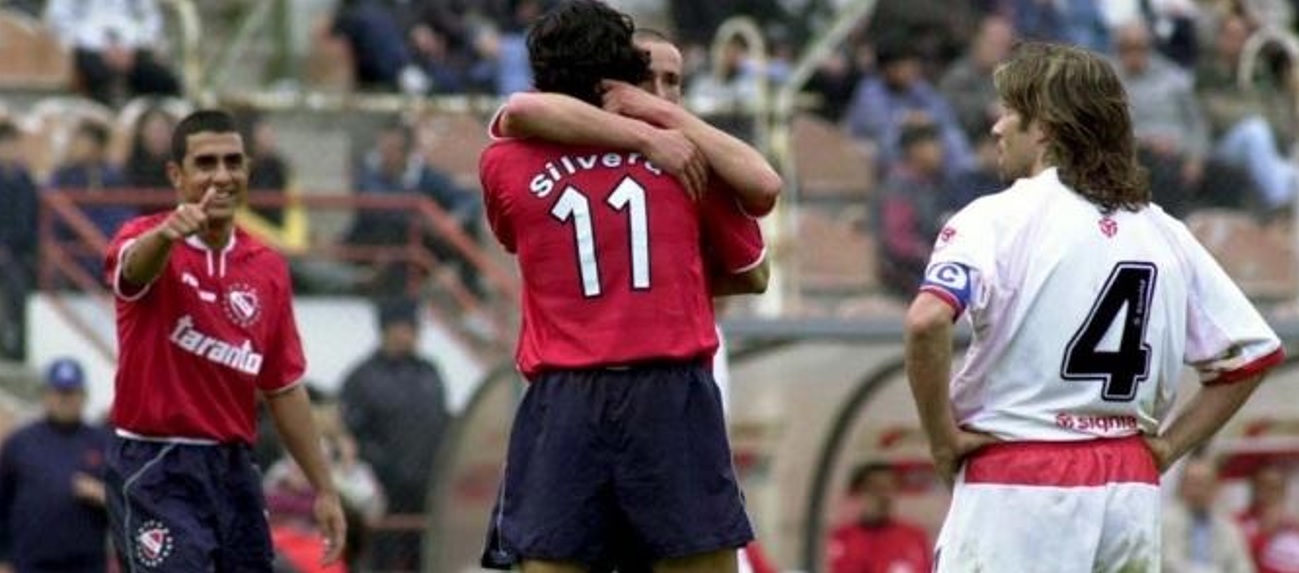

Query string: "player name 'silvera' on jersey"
[528, 151, 667, 198]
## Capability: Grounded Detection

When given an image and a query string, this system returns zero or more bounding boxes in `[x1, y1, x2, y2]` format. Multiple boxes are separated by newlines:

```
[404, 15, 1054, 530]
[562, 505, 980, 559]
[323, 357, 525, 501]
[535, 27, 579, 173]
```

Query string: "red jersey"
[827, 519, 933, 573]
[481, 140, 726, 377]
[105, 213, 306, 443]
[700, 186, 766, 277]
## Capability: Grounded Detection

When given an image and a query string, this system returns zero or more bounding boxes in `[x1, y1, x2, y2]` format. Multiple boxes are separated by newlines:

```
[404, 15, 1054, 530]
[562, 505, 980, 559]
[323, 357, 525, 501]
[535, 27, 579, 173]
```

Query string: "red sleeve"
[104, 215, 157, 300]
[742, 542, 779, 573]
[479, 146, 517, 253]
[700, 184, 765, 274]
[257, 260, 306, 393]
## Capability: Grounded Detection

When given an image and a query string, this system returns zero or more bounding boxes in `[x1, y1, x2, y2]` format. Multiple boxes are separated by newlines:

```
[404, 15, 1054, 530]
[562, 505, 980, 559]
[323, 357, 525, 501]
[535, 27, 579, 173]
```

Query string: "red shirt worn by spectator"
[827, 518, 933, 573]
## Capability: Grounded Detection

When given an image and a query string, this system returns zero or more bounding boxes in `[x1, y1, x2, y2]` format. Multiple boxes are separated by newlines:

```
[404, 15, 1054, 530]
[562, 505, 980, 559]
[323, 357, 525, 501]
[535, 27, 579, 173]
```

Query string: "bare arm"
[497, 92, 708, 197]
[266, 385, 346, 564]
[905, 293, 997, 485]
[602, 80, 783, 216]
[1146, 374, 1267, 472]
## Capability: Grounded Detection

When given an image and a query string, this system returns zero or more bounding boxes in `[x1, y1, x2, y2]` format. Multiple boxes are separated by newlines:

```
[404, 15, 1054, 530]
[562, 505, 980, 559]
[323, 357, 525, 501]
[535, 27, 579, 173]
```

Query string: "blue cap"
[45, 358, 85, 391]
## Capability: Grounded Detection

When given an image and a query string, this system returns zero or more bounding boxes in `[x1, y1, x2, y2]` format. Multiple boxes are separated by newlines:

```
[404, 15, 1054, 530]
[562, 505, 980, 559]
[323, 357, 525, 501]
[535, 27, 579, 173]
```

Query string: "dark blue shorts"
[105, 437, 273, 573]
[481, 361, 754, 569]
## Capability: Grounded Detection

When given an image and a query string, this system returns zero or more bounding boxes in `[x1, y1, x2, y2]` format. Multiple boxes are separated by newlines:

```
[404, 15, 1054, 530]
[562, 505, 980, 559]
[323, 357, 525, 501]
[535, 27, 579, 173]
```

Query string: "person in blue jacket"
[0, 357, 110, 573]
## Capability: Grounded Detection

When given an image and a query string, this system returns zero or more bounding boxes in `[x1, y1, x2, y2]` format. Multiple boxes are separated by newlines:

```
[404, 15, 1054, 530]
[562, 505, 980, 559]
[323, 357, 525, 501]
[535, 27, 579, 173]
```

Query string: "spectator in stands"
[124, 105, 176, 190]
[339, 297, 450, 571]
[1009, 0, 1111, 53]
[938, 14, 1014, 142]
[826, 462, 932, 573]
[1117, 0, 1201, 69]
[408, 21, 470, 94]
[331, 0, 429, 93]
[1239, 464, 1299, 573]
[236, 110, 293, 226]
[469, 0, 544, 96]
[949, 118, 1002, 210]
[47, 121, 134, 240]
[44, 0, 182, 106]
[845, 34, 973, 178]
[0, 358, 111, 573]
[805, 36, 873, 123]
[873, 121, 953, 299]
[0, 121, 37, 360]
[343, 120, 482, 295]
[1163, 455, 1254, 572]
[1114, 21, 1228, 218]
[1195, 12, 1299, 219]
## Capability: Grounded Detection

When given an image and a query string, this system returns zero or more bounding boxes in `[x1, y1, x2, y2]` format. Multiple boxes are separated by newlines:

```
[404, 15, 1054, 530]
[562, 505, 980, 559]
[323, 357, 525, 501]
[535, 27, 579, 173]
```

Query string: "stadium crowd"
[2, 0, 1299, 571]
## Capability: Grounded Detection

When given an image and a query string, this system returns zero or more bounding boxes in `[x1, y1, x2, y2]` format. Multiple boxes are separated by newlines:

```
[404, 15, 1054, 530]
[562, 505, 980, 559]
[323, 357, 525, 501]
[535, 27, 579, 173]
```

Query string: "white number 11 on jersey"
[550, 177, 650, 297]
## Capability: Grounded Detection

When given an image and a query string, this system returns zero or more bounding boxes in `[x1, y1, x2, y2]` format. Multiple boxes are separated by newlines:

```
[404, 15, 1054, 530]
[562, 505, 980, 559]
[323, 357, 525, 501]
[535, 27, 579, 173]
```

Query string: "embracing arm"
[496, 92, 707, 196]
[603, 81, 782, 215]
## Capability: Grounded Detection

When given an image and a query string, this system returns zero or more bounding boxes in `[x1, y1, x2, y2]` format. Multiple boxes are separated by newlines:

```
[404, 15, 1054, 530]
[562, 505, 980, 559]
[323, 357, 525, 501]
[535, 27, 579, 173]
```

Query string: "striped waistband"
[963, 435, 1159, 487]
[115, 428, 220, 446]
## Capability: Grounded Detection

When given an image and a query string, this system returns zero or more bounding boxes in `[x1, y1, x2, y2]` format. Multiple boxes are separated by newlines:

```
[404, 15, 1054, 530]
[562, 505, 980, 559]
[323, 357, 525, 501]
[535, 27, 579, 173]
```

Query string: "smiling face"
[167, 131, 248, 224]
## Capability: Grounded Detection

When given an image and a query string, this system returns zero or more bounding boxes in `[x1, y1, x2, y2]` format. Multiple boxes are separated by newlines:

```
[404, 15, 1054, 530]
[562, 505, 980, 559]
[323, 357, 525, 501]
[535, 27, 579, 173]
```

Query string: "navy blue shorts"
[105, 437, 273, 573]
[481, 361, 754, 569]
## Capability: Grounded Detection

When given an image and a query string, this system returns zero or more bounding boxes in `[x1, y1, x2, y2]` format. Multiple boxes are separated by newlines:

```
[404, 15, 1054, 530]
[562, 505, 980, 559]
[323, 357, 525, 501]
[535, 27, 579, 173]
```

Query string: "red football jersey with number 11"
[481, 140, 719, 377]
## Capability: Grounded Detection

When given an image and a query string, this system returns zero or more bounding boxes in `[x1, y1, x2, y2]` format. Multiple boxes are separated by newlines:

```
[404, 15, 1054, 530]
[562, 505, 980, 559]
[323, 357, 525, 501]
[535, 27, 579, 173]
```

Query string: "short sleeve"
[479, 145, 517, 253]
[1176, 224, 1285, 384]
[920, 204, 997, 318]
[700, 186, 765, 274]
[257, 264, 307, 394]
[104, 216, 154, 301]
[486, 104, 510, 141]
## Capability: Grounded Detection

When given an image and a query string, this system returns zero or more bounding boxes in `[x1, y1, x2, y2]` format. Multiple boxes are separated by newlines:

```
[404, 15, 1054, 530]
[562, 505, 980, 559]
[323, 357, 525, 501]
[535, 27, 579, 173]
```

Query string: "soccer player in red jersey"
[102, 110, 345, 572]
[479, 3, 763, 573]
[488, 27, 779, 573]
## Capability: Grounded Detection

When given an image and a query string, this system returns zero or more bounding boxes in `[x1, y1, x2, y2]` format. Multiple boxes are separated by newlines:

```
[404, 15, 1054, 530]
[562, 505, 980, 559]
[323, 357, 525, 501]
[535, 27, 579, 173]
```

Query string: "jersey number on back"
[550, 176, 650, 297]
[1061, 262, 1157, 402]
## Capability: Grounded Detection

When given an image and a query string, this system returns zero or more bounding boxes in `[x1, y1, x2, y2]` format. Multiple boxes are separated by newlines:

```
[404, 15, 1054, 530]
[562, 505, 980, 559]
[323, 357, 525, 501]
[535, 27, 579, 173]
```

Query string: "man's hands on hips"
[930, 429, 1000, 488]
[1143, 435, 1174, 473]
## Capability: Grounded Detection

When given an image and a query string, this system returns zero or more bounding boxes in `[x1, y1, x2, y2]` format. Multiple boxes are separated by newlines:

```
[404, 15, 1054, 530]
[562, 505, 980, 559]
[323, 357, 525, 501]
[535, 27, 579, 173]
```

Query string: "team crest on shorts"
[134, 520, 174, 567]
[223, 283, 262, 327]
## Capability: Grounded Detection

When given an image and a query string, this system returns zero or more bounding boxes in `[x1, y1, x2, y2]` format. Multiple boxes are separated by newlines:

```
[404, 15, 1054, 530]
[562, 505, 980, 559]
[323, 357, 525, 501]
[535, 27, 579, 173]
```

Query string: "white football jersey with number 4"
[921, 168, 1284, 441]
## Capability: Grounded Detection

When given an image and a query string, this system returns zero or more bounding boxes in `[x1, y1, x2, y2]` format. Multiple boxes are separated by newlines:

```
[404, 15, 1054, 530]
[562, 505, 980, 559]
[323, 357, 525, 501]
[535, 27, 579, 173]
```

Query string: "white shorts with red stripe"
[934, 436, 1161, 573]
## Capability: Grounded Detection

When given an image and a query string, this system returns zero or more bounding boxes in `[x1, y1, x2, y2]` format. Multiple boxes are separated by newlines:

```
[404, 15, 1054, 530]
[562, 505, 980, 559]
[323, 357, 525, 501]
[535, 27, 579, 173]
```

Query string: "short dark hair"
[898, 121, 941, 152]
[847, 462, 894, 494]
[527, 0, 650, 105]
[171, 109, 239, 163]
[75, 121, 111, 148]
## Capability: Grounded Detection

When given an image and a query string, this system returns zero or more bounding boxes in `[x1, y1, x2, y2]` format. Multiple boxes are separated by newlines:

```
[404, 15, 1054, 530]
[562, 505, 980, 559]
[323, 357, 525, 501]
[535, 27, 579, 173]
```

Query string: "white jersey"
[921, 168, 1283, 441]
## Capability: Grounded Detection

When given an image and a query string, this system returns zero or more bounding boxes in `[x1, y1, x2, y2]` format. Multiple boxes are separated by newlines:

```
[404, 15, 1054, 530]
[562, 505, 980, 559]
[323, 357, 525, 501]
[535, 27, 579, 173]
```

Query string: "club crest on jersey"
[1099, 216, 1118, 238]
[134, 520, 174, 567]
[223, 283, 261, 327]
